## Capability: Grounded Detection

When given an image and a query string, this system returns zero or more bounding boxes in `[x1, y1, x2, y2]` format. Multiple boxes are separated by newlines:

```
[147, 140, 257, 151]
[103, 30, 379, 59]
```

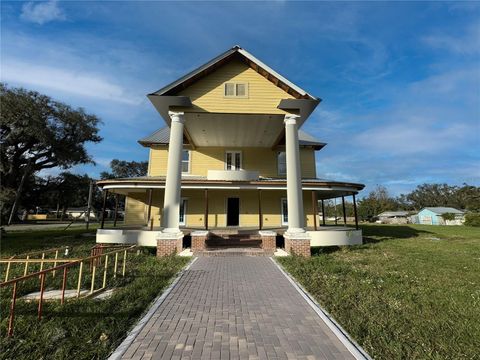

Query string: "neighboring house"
[416, 207, 465, 225]
[61, 208, 98, 220]
[377, 211, 410, 224]
[96, 46, 365, 256]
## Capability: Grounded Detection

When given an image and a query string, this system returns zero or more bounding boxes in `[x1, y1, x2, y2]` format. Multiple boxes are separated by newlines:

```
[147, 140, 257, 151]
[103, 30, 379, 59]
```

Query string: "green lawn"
[278, 224, 480, 360]
[0, 228, 189, 360]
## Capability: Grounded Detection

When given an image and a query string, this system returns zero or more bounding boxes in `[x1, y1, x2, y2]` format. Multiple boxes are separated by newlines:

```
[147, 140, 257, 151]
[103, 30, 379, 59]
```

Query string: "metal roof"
[377, 211, 410, 217]
[149, 45, 318, 100]
[138, 127, 326, 149]
[421, 207, 464, 215]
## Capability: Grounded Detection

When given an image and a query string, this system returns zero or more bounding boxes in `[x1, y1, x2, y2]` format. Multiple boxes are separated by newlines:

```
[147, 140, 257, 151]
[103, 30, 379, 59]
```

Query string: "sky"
[1, 1, 479, 196]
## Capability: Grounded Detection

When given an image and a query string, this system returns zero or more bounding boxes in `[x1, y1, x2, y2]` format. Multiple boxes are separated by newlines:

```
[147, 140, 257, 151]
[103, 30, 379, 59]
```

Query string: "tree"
[1, 83, 102, 222]
[357, 185, 399, 221]
[400, 183, 480, 211]
[100, 159, 148, 179]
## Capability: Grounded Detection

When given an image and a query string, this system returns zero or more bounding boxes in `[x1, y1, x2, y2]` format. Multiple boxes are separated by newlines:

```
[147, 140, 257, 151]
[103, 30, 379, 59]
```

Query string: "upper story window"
[182, 150, 190, 173]
[224, 82, 248, 98]
[277, 151, 286, 176]
[225, 151, 242, 170]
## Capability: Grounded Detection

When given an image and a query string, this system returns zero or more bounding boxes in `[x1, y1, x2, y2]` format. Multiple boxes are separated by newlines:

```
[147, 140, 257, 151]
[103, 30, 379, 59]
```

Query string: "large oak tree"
[1, 83, 102, 222]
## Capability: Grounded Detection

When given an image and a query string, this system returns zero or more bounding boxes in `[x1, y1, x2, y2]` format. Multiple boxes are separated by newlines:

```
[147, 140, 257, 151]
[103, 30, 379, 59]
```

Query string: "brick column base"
[259, 231, 277, 251]
[284, 233, 311, 257]
[191, 231, 208, 252]
[156, 232, 183, 257]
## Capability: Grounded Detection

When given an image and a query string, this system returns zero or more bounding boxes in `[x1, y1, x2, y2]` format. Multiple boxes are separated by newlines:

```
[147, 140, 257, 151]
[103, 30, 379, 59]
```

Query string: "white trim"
[179, 198, 188, 226]
[108, 257, 198, 360]
[280, 197, 288, 226]
[270, 258, 372, 360]
[181, 150, 191, 174]
[102, 184, 358, 192]
[225, 150, 242, 170]
[223, 82, 249, 98]
[237, 48, 314, 98]
[168, 111, 185, 124]
[277, 151, 286, 176]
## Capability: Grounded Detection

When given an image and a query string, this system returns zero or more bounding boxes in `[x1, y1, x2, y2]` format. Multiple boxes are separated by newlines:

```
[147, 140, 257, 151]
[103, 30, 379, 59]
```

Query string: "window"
[224, 82, 248, 98]
[225, 151, 242, 170]
[281, 198, 288, 225]
[182, 150, 190, 173]
[277, 151, 286, 176]
[179, 199, 187, 225]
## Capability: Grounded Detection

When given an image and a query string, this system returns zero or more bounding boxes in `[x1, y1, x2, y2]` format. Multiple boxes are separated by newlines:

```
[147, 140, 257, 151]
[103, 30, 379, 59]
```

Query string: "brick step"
[206, 240, 262, 247]
[195, 248, 274, 257]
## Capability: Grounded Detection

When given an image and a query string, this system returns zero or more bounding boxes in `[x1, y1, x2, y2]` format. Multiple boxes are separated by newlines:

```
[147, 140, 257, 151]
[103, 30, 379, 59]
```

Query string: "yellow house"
[96, 46, 364, 256]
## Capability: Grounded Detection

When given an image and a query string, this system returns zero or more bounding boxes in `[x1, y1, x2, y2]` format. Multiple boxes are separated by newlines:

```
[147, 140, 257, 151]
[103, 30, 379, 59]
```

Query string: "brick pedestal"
[259, 231, 277, 251]
[156, 232, 183, 257]
[191, 231, 208, 252]
[284, 233, 311, 257]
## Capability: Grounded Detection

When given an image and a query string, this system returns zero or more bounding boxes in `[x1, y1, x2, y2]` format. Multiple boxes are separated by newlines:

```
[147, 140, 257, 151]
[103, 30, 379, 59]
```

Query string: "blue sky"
[1, 1, 479, 196]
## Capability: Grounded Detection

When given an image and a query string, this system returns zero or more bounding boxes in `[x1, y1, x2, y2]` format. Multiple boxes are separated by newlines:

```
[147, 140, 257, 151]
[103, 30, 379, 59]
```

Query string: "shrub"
[464, 212, 480, 227]
[441, 213, 456, 221]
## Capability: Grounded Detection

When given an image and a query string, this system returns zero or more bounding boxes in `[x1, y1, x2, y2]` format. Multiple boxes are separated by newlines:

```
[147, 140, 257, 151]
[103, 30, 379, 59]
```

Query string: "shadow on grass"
[310, 225, 434, 256]
[360, 224, 433, 244]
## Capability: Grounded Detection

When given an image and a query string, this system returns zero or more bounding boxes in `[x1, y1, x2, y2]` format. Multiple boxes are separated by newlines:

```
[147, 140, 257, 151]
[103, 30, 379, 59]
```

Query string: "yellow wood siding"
[124, 190, 164, 226]
[148, 146, 169, 176]
[300, 149, 317, 178]
[124, 189, 319, 229]
[124, 192, 146, 225]
[177, 60, 294, 114]
[148, 146, 316, 178]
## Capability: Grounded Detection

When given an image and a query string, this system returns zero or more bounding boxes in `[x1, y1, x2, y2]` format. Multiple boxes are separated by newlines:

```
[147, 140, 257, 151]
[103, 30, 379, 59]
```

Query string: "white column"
[284, 114, 305, 234]
[162, 111, 185, 233]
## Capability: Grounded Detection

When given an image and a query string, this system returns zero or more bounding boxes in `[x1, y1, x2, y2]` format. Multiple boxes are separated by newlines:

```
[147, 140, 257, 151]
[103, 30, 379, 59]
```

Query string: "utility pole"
[86, 181, 94, 229]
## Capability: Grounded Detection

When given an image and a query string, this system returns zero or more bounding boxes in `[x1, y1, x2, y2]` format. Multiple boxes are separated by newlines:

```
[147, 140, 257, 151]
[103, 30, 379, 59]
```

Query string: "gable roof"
[421, 207, 464, 215]
[139, 127, 326, 150]
[149, 45, 318, 101]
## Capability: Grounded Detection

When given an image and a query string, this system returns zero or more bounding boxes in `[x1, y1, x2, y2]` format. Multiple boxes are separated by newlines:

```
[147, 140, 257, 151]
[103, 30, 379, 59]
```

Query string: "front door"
[227, 197, 240, 226]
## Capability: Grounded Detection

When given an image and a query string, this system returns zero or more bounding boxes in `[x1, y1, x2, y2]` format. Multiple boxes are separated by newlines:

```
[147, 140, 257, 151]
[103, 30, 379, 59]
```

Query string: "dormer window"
[224, 82, 248, 98]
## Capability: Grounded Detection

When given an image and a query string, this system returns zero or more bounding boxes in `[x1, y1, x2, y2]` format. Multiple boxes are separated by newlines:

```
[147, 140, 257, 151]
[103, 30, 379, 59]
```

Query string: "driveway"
[113, 257, 365, 359]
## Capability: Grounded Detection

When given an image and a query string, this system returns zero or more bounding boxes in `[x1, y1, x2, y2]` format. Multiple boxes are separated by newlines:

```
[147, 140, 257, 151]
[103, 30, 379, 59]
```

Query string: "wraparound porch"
[95, 178, 364, 253]
[96, 226, 363, 251]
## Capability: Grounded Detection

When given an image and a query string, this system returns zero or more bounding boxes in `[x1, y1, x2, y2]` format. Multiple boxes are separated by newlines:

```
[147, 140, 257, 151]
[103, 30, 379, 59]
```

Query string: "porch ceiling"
[184, 113, 284, 147]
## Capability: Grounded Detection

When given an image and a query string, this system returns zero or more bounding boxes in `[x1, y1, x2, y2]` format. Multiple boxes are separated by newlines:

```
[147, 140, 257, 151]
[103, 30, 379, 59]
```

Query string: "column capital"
[168, 111, 185, 123]
[284, 114, 300, 125]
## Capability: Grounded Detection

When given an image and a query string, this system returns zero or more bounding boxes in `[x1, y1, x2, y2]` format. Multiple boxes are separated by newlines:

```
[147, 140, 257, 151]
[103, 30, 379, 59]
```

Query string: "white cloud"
[1, 58, 142, 105]
[354, 121, 470, 156]
[422, 23, 480, 55]
[21, 0, 66, 25]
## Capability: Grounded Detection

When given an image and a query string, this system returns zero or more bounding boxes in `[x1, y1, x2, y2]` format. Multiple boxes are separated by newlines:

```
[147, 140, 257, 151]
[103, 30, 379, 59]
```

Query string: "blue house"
[417, 207, 465, 225]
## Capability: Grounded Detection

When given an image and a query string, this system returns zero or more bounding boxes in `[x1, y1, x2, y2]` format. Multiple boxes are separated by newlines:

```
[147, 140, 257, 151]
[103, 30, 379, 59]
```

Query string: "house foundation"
[259, 231, 277, 251]
[156, 233, 183, 257]
[191, 231, 208, 252]
[284, 233, 311, 257]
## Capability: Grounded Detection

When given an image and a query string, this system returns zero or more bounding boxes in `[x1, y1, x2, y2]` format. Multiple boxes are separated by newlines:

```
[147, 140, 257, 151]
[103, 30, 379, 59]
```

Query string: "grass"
[0, 227, 189, 360]
[278, 224, 480, 360]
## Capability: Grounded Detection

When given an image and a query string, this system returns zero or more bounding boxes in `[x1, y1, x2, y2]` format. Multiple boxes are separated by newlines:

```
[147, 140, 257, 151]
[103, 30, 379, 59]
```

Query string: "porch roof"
[138, 126, 327, 150]
[96, 176, 364, 199]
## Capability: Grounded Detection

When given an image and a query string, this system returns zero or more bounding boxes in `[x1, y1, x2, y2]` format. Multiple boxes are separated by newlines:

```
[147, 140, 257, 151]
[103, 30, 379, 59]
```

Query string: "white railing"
[207, 170, 259, 181]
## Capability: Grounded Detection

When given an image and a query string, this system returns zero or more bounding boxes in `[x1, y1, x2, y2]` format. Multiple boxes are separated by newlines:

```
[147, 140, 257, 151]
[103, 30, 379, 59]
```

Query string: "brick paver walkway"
[119, 257, 357, 359]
